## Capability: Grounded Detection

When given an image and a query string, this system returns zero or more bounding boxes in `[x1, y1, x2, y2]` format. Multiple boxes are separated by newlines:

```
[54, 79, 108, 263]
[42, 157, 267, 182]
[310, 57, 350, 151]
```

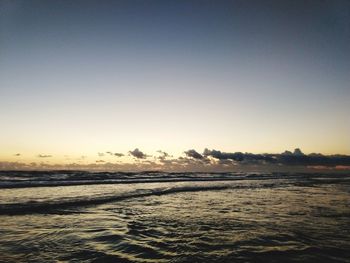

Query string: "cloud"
[184, 149, 203, 159]
[276, 152, 350, 166]
[203, 148, 273, 163]
[95, 160, 105, 163]
[157, 150, 171, 160]
[203, 148, 350, 167]
[129, 148, 147, 159]
[106, 151, 124, 157]
[14, 153, 21, 156]
[37, 154, 52, 158]
[281, 148, 304, 156]
[98, 152, 105, 157]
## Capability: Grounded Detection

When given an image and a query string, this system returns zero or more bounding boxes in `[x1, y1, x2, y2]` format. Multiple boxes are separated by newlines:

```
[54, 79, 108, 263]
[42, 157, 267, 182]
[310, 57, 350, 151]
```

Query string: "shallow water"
[0, 172, 349, 262]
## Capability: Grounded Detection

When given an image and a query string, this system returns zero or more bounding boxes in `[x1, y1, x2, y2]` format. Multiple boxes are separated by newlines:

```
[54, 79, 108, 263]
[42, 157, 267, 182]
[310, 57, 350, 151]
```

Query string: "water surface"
[0, 172, 349, 262]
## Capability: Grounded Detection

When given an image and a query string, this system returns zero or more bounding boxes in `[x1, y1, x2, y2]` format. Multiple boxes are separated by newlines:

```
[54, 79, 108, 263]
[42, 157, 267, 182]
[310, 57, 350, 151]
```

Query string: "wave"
[0, 171, 255, 188]
[1, 173, 349, 215]
[0, 172, 348, 189]
[0, 183, 269, 215]
[0, 177, 252, 189]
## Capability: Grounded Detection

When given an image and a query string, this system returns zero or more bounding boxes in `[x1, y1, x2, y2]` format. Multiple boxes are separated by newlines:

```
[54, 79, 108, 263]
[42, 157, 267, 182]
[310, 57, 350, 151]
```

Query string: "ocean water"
[0, 171, 349, 262]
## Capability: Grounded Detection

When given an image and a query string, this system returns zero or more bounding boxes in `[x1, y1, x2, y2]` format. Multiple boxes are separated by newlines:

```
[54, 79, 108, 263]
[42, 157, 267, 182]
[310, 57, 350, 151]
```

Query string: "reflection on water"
[0, 175, 349, 262]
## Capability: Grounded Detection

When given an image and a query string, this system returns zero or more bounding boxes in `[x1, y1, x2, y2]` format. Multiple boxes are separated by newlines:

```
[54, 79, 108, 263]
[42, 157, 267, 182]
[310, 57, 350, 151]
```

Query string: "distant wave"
[0, 171, 272, 188]
[0, 172, 348, 189]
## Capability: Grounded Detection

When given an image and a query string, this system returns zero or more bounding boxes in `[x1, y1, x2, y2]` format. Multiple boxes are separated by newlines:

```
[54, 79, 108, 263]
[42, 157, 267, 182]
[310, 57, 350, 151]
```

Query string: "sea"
[0, 171, 349, 262]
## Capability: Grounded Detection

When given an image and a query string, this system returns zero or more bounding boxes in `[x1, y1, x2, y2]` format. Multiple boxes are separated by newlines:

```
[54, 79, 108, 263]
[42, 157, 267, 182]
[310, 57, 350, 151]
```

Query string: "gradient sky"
[0, 0, 349, 166]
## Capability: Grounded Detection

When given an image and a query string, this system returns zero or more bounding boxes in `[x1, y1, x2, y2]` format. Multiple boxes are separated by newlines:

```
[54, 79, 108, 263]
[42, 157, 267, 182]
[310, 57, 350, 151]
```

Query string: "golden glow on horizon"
[1, 121, 349, 165]
[1, 91, 348, 165]
[1, 142, 349, 165]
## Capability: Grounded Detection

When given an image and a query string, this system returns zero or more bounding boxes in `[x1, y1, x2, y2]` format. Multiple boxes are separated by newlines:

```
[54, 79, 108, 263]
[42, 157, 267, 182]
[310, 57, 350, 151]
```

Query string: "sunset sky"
[0, 0, 349, 170]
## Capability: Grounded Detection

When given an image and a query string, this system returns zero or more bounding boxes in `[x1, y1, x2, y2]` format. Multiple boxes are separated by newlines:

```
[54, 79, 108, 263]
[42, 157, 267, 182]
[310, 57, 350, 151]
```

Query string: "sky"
[0, 0, 349, 171]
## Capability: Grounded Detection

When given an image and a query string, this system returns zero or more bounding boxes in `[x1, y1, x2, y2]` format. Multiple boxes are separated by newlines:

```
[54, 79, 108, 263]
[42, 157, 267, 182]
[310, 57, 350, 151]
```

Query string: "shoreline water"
[1, 172, 349, 262]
